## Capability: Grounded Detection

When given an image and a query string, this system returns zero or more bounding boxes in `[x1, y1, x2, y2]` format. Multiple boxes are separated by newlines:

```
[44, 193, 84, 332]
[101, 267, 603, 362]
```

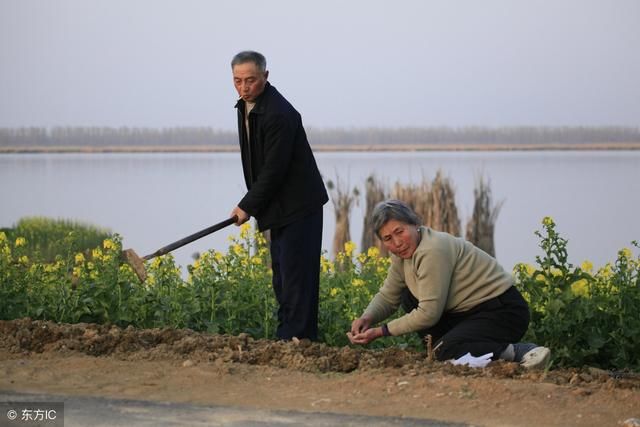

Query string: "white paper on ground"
[449, 352, 493, 368]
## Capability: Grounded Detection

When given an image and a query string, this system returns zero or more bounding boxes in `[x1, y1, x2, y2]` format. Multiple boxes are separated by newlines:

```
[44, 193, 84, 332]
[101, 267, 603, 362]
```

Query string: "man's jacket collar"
[234, 81, 271, 113]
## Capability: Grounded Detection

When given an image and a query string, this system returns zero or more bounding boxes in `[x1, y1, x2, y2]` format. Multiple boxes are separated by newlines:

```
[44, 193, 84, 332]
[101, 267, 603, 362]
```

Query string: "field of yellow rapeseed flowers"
[1, 216, 638, 370]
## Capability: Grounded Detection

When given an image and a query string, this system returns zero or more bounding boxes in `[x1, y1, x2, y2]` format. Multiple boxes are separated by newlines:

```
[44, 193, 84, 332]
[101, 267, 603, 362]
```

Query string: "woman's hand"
[347, 327, 383, 345]
[350, 315, 373, 335]
[347, 315, 382, 345]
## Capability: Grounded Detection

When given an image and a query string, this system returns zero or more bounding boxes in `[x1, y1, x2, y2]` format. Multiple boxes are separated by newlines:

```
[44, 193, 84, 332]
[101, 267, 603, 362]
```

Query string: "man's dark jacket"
[235, 82, 328, 231]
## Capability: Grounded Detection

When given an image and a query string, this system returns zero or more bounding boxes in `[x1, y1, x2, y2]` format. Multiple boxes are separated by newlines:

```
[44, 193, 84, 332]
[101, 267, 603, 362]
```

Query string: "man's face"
[378, 219, 420, 259]
[233, 62, 268, 103]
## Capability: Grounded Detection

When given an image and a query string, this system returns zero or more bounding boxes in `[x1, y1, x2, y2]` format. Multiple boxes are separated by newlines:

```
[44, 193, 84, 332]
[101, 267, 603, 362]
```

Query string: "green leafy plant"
[515, 217, 639, 370]
[187, 223, 275, 337]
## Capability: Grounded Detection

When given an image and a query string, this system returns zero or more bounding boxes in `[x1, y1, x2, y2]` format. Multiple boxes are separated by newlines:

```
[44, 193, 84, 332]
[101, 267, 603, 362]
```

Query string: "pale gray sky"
[1, 0, 639, 130]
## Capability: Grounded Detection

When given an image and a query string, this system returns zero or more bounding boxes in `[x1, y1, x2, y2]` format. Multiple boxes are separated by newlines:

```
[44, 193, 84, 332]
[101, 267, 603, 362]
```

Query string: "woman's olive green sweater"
[363, 227, 513, 336]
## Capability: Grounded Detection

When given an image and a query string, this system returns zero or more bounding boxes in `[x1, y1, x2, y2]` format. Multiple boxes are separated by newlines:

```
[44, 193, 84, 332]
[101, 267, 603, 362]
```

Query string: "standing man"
[229, 51, 328, 341]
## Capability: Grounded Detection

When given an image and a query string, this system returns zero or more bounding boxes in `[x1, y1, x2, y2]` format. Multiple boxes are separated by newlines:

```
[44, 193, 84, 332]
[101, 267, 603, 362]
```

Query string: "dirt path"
[1, 319, 639, 427]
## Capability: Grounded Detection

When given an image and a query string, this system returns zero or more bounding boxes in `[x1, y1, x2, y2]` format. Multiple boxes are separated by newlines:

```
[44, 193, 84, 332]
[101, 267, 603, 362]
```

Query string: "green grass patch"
[2, 216, 111, 262]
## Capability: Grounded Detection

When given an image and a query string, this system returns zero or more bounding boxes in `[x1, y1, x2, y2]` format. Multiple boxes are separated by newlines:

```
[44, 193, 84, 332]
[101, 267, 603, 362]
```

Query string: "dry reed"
[327, 178, 359, 259]
[465, 176, 504, 257]
[390, 170, 461, 236]
[335, 170, 499, 260]
[361, 175, 388, 256]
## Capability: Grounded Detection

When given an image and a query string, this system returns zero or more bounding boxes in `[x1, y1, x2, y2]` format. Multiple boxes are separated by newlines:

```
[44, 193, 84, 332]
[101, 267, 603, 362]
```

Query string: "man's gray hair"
[371, 199, 422, 237]
[231, 51, 267, 73]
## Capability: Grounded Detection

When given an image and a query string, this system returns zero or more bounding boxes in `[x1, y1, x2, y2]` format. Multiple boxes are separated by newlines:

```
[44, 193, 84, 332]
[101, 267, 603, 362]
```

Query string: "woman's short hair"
[231, 51, 267, 73]
[371, 199, 422, 237]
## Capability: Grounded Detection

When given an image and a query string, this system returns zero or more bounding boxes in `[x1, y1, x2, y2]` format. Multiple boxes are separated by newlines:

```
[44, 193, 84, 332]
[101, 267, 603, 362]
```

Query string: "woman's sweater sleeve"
[386, 246, 455, 336]
[362, 257, 405, 324]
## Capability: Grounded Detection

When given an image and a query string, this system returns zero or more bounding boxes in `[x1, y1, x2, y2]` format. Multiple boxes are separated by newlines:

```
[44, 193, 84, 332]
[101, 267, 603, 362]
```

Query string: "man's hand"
[230, 206, 250, 225]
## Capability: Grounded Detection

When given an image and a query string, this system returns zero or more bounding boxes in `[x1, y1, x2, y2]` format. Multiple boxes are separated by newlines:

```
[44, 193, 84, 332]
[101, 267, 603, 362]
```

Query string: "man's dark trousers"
[270, 209, 323, 340]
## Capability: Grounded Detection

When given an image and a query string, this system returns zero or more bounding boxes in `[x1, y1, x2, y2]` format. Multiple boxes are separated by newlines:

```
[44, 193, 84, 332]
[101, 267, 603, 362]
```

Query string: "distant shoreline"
[1, 142, 640, 154]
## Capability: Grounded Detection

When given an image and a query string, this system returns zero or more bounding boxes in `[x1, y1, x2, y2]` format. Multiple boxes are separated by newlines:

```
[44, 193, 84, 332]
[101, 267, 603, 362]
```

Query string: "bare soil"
[1, 319, 639, 426]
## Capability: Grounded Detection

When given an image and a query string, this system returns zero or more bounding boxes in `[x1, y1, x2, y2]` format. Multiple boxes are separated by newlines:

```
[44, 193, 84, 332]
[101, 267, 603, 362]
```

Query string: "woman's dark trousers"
[401, 286, 530, 361]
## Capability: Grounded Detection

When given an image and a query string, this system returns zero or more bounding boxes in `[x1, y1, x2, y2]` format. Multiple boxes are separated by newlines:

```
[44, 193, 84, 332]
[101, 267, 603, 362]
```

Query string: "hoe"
[122, 216, 237, 282]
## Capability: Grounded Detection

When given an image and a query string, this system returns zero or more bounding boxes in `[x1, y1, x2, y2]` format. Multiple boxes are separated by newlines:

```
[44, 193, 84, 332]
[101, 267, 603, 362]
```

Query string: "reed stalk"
[465, 176, 504, 257]
[327, 178, 359, 259]
[390, 170, 461, 236]
[361, 175, 388, 256]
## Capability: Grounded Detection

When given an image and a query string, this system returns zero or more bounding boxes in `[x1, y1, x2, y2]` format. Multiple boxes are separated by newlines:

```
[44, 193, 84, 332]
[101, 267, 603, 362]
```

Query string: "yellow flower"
[599, 263, 613, 279]
[620, 247, 633, 259]
[75, 253, 85, 264]
[232, 244, 244, 257]
[571, 279, 589, 297]
[320, 256, 333, 273]
[550, 267, 563, 277]
[542, 217, 554, 227]
[251, 256, 262, 265]
[92, 248, 103, 260]
[89, 270, 98, 280]
[367, 246, 380, 258]
[344, 241, 356, 257]
[256, 232, 267, 246]
[103, 239, 116, 250]
[352, 278, 365, 287]
[240, 222, 251, 239]
[581, 260, 593, 273]
[15, 237, 27, 247]
[524, 264, 536, 277]
[0, 232, 6, 242]
[377, 266, 386, 275]
[192, 259, 201, 270]
[535, 273, 546, 283]
[330, 288, 338, 297]
[18, 255, 29, 264]
[357, 252, 367, 264]
[72, 266, 82, 277]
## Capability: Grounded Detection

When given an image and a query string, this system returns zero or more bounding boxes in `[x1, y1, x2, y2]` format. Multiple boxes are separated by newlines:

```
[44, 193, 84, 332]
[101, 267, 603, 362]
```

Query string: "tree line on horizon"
[1, 125, 639, 147]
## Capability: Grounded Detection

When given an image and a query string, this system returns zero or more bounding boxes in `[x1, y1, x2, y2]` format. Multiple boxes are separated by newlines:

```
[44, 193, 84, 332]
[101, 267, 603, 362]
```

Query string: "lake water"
[1, 151, 639, 275]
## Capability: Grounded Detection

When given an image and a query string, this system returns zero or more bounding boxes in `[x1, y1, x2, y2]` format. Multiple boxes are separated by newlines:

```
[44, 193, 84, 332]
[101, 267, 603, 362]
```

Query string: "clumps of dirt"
[1, 318, 638, 391]
[0, 318, 418, 373]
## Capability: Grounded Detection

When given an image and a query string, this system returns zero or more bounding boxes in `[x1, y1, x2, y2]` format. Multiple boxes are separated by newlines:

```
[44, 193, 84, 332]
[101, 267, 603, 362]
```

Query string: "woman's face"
[378, 219, 420, 259]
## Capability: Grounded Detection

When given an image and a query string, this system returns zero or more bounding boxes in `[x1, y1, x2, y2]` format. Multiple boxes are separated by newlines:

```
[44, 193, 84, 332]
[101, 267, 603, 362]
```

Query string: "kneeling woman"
[347, 199, 550, 369]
